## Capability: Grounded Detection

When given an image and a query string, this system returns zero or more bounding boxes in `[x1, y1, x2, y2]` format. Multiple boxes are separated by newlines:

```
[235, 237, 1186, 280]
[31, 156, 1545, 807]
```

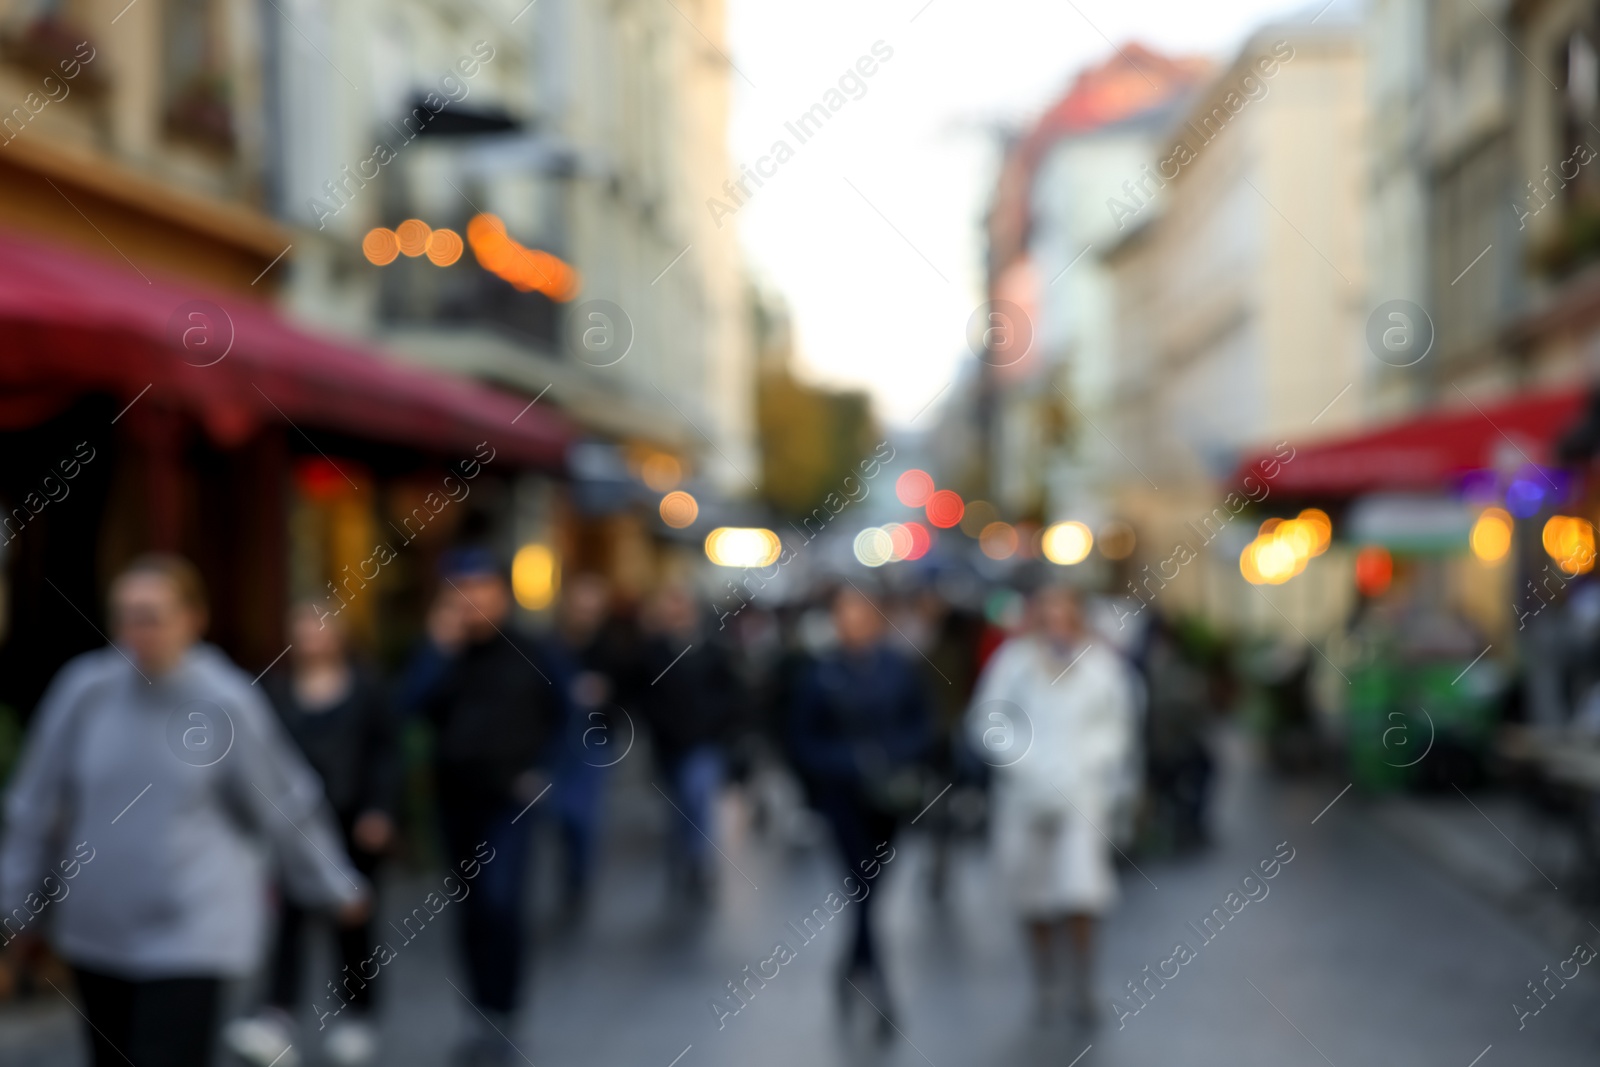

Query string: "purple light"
[1506, 479, 1544, 518]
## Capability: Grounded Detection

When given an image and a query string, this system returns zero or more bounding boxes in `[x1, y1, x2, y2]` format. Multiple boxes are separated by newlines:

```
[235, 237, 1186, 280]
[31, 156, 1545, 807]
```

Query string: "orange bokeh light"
[396, 219, 432, 257]
[425, 228, 464, 267]
[466, 214, 581, 301]
[362, 228, 399, 266]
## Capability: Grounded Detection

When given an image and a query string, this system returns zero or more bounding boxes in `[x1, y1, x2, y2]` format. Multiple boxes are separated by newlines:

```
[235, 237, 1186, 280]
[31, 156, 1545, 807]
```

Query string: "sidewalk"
[1368, 786, 1596, 952]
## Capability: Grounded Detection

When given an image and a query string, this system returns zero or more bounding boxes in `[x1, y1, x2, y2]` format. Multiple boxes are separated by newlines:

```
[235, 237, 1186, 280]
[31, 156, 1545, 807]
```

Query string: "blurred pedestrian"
[636, 583, 741, 905]
[967, 583, 1136, 1026]
[225, 603, 399, 1067]
[788, 584, 932, 1034]
[908, 588, 984, 901]
[408, 549, 562, 1065]
[0, 554, 367, 1067]
[548, 572, 633, 922]
[1138, 616, 1216, 853]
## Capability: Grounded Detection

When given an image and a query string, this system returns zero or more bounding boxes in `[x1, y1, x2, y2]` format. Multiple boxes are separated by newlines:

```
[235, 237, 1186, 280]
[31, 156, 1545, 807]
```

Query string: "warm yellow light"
[1255, 537, 1298, 584]
[1470, 507, 1513, 564]
[1240, 540, 1266, 584]
[853, 527, 894, 568]
[1276, 519, 1317, 561]
[1543, 514, 1596, 575]
[706, 527, 782, 568]
[659, 491, 698, 529]
[1042, 521, 1093, 565]
[1297, 508, 1333, 556]
[641, 453, 682, 492]
[511, 544, 558, 610]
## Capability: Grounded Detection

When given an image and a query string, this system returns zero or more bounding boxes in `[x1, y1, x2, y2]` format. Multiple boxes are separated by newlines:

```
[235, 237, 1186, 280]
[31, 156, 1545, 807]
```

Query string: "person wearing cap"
[407, 548, 564, 1064]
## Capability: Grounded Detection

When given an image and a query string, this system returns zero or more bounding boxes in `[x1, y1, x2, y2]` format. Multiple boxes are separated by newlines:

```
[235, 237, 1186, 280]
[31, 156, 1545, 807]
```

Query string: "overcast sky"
[724, 0, 1322, 425]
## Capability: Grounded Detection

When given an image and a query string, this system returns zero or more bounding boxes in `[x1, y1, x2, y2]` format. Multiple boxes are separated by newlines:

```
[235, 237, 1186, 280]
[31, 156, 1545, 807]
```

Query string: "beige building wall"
[1105, 24, 1366, 637]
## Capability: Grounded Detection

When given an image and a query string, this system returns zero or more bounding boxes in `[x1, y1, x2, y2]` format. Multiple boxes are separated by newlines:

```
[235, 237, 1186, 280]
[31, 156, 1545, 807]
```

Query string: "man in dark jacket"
[788, 583, 932, 1031]
[635, 583, 741, 904]
[410, 549, 563, 1064]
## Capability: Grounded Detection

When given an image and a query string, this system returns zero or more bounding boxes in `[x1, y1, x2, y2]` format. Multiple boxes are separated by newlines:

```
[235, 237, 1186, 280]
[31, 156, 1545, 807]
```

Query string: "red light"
[896, 469, 935, 507]
[926, 490, 964, 529]
[1354, 546, 1393, 597]
[295, 456, 349, 501]
[904, 521, 931, 560]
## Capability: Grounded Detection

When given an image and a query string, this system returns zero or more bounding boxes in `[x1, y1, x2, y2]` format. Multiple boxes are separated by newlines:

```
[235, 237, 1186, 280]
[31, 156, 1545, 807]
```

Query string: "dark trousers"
[814, 790, 897, 973]
[73, 967, 221, 1067]
[440, 797, 533, 1014]
[268, 818, 381, 1013]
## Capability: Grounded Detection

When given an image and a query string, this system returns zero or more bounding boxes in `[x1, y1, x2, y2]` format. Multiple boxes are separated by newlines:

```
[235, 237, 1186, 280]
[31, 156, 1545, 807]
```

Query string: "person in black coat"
[225, 602, 397, 1067]
[788, 583, 933, 1031]
[410, 549, 564, 1062]
[635, 583, 742, 903]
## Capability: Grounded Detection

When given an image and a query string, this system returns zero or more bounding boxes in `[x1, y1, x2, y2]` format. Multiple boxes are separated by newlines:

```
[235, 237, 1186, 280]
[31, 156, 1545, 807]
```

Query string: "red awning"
[1231, 386, 1591, 496]
[0, 227, 571, 466]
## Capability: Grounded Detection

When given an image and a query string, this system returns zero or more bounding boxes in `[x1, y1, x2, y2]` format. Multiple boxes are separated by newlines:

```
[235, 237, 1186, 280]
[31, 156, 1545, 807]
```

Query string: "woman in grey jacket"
[0, 555, 367, 1067]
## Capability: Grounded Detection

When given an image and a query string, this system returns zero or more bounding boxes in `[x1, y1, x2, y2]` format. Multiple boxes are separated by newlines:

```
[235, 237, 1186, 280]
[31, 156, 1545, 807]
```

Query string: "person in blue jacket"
[787, 582, 932, 1033]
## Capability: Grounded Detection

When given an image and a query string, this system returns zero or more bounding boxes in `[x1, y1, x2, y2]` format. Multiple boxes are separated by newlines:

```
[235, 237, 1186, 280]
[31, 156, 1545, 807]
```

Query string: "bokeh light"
[511, 544, 558, 610]
[1470, 506, 1512, 563]
[1098, 520, 1136, 560]
[979, 521, 1018, 560]
[641, 453, 683, 492]
[883, 522, 915, 562]
[1354, 546, 1394, 596]
[659, 490, 698, 528]
[362, 227, 399, 265]
[1042, 521, 1093, 565]
[1298, 508, 1333, 555]
[425, 227, 464, 266]
[895, 469, 935, 507]
[903, 521, 931, 560]
[396, 218, 432, 257]
[959, 499, 997, 537]
[926, 490, 965, 529]
[705, 527, 782, 568]
[853, 527, 894, 567]
[1543, 515, 1596, 575]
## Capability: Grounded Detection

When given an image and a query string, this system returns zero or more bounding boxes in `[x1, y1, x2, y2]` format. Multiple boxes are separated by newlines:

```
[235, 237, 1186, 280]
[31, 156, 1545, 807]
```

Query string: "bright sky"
[725, 0, 1319, 425]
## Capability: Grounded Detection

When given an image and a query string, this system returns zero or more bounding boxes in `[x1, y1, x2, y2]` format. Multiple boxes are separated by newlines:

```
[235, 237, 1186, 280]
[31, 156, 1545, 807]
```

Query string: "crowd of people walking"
[0, 547, 1229, 1066]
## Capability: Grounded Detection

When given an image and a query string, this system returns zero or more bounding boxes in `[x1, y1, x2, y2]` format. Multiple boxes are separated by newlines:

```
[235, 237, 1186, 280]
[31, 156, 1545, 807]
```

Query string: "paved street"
[6, 735, 1600, 1066]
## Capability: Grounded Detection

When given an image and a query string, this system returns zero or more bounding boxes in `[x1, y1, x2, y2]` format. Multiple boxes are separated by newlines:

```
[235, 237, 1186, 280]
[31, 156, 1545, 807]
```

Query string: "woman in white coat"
[967, 584, 1136, 1025]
